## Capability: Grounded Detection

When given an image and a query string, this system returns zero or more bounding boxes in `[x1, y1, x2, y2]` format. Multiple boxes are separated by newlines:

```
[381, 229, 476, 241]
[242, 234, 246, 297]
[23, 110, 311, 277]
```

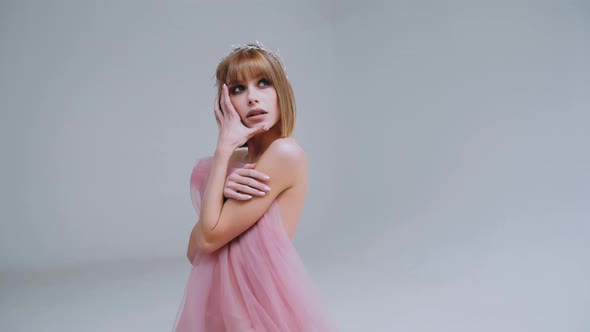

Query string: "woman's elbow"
[186, 245, 198, 263]
[187, 224, 213, 259]
[186, 241, 210, 264]
[192, 234, 215, 255]
[197, 228, 222, 254]
[198, 239, 217, 255]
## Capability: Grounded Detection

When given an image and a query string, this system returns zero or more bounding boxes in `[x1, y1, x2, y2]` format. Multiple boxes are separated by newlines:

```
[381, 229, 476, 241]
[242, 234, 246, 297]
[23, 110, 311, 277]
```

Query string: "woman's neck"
[245, 125, 282, 163]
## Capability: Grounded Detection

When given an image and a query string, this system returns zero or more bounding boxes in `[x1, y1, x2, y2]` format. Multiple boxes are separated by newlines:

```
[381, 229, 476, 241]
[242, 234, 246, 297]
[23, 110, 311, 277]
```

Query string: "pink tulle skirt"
[172, 157, 336, 331]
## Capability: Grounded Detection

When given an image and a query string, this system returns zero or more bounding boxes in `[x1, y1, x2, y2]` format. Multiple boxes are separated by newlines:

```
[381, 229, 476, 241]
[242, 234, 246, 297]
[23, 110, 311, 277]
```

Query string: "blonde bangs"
[221, 52, 275, 85]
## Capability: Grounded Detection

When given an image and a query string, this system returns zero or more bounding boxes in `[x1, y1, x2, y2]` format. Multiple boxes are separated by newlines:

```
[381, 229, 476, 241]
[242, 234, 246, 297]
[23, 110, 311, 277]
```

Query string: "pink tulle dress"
[172, 156, 336, 332]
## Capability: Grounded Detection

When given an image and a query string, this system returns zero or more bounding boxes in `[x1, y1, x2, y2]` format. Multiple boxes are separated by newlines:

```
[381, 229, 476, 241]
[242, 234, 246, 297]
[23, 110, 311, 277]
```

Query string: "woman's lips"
[246, 109, 266, 118]
[248, 113, 266, 119]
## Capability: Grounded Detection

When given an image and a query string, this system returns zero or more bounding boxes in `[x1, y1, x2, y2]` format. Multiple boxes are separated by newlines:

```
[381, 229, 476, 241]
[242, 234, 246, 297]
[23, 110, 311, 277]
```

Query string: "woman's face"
[227, 74, 279, 130]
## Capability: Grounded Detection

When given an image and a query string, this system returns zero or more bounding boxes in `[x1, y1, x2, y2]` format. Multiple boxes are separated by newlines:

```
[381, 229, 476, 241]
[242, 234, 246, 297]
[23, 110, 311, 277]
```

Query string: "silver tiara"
[219, 40, 287, 75]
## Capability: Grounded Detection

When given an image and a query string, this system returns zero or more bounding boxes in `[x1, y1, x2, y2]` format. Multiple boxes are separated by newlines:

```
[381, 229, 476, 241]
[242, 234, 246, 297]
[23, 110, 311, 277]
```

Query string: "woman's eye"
[258, 79, 271, 87]
[230, 85, 244, 94]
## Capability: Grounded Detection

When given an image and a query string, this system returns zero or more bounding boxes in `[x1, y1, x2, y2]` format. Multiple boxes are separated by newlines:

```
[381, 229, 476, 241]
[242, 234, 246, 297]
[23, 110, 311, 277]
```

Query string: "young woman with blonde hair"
[173, 42, 335, 331]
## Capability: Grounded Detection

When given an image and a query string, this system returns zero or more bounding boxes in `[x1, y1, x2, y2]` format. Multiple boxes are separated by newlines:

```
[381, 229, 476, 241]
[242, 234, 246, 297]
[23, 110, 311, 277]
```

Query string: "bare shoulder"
[255, 138, 307, 190]
[266, 137, 307, 169]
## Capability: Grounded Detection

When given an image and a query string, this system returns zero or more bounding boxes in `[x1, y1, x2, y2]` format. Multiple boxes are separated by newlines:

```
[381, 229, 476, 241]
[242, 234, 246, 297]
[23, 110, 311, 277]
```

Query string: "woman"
[173, 42, 336, 331]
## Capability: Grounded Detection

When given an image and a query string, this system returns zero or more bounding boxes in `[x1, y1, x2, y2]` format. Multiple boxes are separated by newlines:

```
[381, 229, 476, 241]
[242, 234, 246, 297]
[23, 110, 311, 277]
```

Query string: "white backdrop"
[1, 0, 589, 330]
[1, 0, 335, 270]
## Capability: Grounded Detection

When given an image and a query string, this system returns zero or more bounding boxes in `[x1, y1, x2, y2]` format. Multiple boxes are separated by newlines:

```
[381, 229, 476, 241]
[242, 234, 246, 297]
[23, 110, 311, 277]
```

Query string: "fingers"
[223, 188, 253, 201]
[216, 93, 224, 114]
[224, 178, 267, 199]
[226, 167, 271, 195]
[230, 176, 271, 194]
[213, 94, 223, 126]
[214, 110, 222, 127]
[221, 84, 238, 118]
[214, 94, 220, 113]
[214, 84, 233, 126]
[235, 168, 271, 183]
[229, 182, 267, 197]
[223, 162, 271, 200]
[248, 124, 269, 139]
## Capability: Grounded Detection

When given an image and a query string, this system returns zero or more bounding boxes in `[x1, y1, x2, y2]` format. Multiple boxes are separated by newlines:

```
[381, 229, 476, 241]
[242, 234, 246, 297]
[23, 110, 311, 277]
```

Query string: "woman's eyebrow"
[230, 75, 265, 84]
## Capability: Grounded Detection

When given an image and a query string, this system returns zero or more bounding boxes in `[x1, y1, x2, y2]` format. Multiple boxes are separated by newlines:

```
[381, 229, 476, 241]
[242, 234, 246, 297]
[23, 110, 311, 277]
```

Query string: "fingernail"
[264, 175, 270, 180]
[246, 195, 252, 199]
[263, 185, 271, 191]
[259, 191, 266, 196]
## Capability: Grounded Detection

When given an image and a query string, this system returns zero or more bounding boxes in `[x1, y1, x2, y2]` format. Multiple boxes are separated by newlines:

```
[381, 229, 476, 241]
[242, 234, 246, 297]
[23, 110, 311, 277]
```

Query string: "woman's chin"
[245, 120, 279, 135]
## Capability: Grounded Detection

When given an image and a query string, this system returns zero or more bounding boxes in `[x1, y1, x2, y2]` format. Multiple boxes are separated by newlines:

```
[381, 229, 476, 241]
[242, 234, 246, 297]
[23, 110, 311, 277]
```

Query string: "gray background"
[1, 0, 589, 331]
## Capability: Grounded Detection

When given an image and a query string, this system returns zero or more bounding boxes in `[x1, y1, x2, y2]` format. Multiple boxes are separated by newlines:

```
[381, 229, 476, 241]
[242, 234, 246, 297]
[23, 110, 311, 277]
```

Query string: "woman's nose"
[247, 91, 259, 104]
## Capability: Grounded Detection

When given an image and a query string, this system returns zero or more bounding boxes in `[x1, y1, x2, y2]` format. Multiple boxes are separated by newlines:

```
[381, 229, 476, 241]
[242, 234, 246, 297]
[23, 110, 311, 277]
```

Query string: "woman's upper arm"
[201, 139, 306, 253]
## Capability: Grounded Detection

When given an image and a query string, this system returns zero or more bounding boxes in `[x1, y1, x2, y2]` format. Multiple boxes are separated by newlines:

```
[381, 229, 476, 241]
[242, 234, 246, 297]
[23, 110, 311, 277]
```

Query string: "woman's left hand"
[214, 84, 268, 151]
[223, 163, 271, 200]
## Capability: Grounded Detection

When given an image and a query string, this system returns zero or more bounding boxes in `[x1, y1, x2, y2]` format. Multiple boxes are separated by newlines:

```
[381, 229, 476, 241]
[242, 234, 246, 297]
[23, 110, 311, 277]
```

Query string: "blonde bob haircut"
[215, 45, 296, 137]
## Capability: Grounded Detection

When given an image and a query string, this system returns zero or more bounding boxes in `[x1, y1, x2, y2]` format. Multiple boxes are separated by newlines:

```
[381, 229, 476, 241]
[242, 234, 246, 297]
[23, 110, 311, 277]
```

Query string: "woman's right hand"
[215, 84, 268, 152]
[224, 163, 271, 200]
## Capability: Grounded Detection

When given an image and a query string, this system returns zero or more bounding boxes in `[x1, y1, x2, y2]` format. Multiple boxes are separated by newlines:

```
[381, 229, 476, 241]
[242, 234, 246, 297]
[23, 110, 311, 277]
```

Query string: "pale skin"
[187, 75, 307, 260]
[223, 162, 270, 200]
